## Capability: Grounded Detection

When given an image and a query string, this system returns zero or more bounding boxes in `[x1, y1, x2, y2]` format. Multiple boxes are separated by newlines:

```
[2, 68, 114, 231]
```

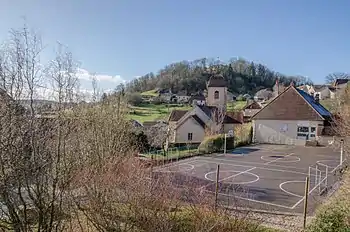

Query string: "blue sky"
[1, 0, 350, 95]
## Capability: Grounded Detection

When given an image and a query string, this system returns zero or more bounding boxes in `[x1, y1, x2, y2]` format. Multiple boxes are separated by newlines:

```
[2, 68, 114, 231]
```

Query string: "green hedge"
[307, 170, 350, 232]
[198, 134, 234, 154]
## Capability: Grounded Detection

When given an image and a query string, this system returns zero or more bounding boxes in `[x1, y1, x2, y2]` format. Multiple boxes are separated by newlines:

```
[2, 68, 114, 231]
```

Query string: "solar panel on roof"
[296, 88, 331, 117]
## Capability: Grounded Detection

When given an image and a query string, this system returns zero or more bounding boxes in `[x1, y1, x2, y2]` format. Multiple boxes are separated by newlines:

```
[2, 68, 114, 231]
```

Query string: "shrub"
[234, 124, 252, 147]
[126, 92, 143, 106]
[198, 134, 234, 154]
[307, 170, 350, 232]
[152, 96, 164, 105]
[236, 95, 246, 101]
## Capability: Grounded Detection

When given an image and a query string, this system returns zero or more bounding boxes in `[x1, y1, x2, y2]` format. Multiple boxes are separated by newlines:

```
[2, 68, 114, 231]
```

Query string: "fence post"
[325, 165, 328, 189]
[224, 134, 227, 155]
[340, 139, 344, 165]
[177, 148, 180, 162]
[318, 169, 322, 194]
[150, 154, 154, 178]
[214, 164, 220, 211]
[315, 164, 318, 187]
[303, 176, 310, 229]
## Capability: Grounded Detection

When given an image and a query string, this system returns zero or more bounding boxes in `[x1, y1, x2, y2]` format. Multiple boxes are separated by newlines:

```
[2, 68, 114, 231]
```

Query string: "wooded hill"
[125, 57, 313, 95]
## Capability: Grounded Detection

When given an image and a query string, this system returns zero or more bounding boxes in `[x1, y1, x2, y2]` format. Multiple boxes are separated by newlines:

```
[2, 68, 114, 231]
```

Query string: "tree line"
[125, 58, 313, 95]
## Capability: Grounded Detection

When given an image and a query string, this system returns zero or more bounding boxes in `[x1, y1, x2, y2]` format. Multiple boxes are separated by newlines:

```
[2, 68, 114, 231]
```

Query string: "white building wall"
[253, 120, 324, 145]
[175, 117, 205, 144]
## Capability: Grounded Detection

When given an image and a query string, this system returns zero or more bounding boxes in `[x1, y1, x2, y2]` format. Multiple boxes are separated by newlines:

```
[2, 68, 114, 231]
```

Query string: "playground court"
[152, 144, 344, 214]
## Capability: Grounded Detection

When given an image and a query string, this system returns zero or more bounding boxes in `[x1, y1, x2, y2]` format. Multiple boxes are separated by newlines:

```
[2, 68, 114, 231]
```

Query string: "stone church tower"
[206, 74, 227, 108]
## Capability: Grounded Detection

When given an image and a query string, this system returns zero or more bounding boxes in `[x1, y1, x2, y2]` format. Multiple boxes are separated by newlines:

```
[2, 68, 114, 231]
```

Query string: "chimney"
[290, 81, 294, 87]
[314, 93, 320, 103]
[276, 79, 279, 95]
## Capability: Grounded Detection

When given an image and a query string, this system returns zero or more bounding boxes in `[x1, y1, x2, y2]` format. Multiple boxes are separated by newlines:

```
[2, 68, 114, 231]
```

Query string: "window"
[297, 126, 317, 140]
[188, 133, 193, 141]
[214, 90, 219, 99]
[297, 126, 309, 140]
[297, 127, 309, 133]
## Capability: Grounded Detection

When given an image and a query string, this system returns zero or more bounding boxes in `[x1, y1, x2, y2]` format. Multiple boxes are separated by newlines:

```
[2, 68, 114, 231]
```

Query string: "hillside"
[125, 57, 313, 95]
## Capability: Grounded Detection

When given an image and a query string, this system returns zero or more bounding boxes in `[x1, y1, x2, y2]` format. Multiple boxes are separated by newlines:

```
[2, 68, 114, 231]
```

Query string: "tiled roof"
[142, 121, 159, 127]
[224, 111, 243, 124]
[168, 110, 188, 121]
[313, 85, 328, 92]
[191, 115, 206, 128]
[130, 119, 143, 127]
[253, 86, 330, 121]
[197, 105, 218, 118]
[189, 95, 205, 102]
[243, 101, 262, 110]
[334, 79, 349, 86]
[207, 74, 227, 87]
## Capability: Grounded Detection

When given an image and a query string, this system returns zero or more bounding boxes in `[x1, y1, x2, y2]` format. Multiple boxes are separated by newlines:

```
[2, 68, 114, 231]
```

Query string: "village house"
[168, 74, 243, 145]
[254, 89, 273, 102]
[176, 91, 191, 103]
[312, 85, 336, 100]
[159, 89, 173, 103]
[242, 100, 263, 122]
[297, 84, 315, 95]
[333, 79, 349, 98]
[188, 94, 206, 106]
[252, 84, 332, 146]
[227, 91, 237, 102]
[272, 80, 288, 98]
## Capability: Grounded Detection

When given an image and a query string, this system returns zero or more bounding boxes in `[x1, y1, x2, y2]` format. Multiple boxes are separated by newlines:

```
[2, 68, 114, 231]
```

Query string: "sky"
[1, 0, 350, 98]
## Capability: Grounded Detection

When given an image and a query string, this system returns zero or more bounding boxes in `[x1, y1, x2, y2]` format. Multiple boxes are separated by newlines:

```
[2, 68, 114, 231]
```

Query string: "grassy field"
[141, 89, 159, 97]
[128, 101, 247, 123]
[227, 100, 247, 111]
[141, 147, 199, 160]
[128, 103, 191, 122]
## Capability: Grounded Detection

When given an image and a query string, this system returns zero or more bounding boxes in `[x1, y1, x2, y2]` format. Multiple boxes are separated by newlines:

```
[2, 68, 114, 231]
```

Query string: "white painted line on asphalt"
[198, 158, 314, 176]
[291, 197, 305, 209]
[199, 156, 306, 172]
[264, 153, 295, 165]
[279, 180, 305, 198]
[220, 167, 257, 182]
[156, 163, 195, 173]
[206, 190, 293, 210]
[316, 160, 338, 172]
[261, 155, 300, 163]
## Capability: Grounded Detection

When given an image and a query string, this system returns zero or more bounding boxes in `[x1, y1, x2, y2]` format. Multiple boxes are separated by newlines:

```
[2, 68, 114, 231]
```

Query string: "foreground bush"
[307, 170, 350, 232]
[198, 134, 234, 153]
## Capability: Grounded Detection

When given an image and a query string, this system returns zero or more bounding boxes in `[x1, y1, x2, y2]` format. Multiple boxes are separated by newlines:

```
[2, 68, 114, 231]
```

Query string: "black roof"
[168, 110, 188, 121]
[189, 95, 205, 101]
[207, 74, 227, 87]
[335, 79, 349, 86]
[197, 105, 218, 118]
[191, 115, 206, 128]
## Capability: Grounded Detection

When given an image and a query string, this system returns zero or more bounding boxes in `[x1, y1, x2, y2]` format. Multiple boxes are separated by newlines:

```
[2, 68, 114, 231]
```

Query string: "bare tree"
[0, 26, 79, 232]
[206, 106, 226, 136]
[144, 121, 169, 153]
[325, 72, 350, 84]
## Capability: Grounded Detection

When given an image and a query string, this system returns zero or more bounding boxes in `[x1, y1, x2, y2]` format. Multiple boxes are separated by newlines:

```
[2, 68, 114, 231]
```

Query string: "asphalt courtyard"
[152, 144, 343, 214]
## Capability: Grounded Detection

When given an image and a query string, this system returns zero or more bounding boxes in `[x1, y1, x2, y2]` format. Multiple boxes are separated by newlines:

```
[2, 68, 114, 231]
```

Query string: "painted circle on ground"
[316, 160, 338, 170]
[205, 170, 259, 185]
[261, 155, 300, 163]
[159, 163, 194, 173]
[279, 180, 305, 198]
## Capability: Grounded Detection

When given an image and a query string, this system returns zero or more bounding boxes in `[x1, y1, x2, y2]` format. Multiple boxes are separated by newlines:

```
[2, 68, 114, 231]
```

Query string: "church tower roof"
[207, 74, 227, 87]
